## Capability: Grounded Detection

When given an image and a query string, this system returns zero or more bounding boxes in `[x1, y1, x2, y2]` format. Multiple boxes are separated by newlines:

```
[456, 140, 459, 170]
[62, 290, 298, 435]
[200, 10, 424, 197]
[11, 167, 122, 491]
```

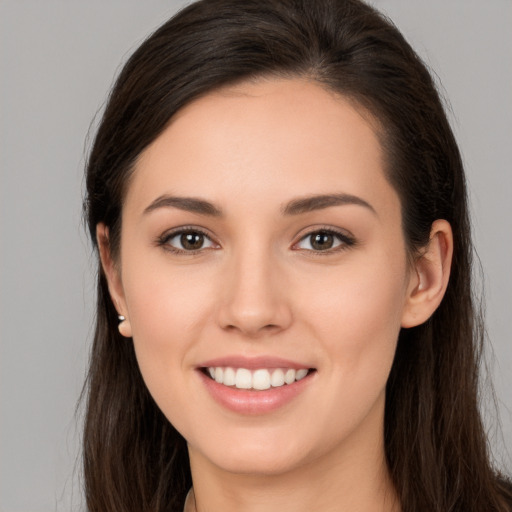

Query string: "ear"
[96, 223, 132, 337]
[401, 219, 453, 328]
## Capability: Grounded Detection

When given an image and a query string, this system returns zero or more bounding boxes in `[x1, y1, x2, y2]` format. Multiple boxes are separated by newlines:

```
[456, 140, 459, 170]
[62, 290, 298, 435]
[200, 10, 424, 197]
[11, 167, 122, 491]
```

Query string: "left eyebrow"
[282, 193, 377, 216]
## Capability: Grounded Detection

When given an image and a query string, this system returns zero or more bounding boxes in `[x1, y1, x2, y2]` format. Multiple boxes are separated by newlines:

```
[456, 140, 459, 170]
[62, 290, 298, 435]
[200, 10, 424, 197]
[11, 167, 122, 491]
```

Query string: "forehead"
[127, 78, 397, 219]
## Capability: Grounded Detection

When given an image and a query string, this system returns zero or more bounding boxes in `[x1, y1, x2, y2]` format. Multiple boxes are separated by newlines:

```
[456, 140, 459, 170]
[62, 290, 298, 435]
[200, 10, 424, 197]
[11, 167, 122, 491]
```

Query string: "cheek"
[298, 250, 408, 388]
[123, 247, 217, 333]
[120, 255, 216, 401]
[288, 256, 408, 445]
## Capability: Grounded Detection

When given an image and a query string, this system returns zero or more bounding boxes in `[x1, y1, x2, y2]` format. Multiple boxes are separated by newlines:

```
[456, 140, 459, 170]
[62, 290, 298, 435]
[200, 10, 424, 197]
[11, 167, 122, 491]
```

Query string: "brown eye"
[161, 229, 216, 253]
[180, 232, 205, 250]
[294, 229, 355, 253]
[310, 232, 334, 250]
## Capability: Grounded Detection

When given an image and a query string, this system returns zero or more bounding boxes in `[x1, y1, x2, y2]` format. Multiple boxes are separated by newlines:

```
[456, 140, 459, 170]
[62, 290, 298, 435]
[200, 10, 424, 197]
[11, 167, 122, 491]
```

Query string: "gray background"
[1, 1, 510, 510]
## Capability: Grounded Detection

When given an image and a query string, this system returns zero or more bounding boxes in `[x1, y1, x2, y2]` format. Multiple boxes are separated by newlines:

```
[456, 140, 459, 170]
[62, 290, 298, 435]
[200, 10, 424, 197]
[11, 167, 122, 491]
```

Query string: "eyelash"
[157, 226, 217, 255]
[292, 227, 356, 255]
[156, 226, 356, 255]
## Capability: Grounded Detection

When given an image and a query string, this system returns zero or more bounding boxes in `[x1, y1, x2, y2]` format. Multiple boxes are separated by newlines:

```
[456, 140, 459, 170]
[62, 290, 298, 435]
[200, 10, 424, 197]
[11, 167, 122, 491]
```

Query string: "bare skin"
[99, 78, 453, 512]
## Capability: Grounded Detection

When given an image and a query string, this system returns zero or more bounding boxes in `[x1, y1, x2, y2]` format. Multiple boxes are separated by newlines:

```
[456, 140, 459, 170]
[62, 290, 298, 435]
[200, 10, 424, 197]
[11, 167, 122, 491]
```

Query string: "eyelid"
[291, 226, 356, 253]
[156, 225, 220, 254]
[156, 224, 356, 255]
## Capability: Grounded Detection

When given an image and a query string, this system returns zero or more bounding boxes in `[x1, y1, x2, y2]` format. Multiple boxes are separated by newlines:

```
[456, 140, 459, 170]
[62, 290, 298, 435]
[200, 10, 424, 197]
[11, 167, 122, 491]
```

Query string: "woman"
[82, 0, 512, 510]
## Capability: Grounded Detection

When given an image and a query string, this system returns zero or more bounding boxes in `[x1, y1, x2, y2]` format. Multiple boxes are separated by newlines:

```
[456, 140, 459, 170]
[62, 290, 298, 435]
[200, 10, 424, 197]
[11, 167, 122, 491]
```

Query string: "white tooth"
[252, 369, 271, 390]
[284, 369, 296, 385]
[208, 367, 215, 379]
[295, 369, 309, 381]
[214, 367, 224, 383]
[223, 367, 236, 386]
[271, 369, 285, 387]
[235, 368, 252, 389]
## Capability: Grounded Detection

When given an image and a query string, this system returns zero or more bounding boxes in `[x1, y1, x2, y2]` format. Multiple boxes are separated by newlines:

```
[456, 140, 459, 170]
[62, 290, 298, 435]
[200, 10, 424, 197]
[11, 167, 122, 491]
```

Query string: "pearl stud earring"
[117, 315, 132, 337]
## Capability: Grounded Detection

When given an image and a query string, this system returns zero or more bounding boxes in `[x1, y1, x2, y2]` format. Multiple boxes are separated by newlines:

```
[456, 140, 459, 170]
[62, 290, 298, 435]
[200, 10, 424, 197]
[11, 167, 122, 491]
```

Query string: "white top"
[183, 488, 195, 512]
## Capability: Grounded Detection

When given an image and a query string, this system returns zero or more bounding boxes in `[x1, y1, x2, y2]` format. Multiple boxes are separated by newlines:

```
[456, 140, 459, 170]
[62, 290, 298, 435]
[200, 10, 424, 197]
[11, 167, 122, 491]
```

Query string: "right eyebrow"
[142, 195, 223, 217]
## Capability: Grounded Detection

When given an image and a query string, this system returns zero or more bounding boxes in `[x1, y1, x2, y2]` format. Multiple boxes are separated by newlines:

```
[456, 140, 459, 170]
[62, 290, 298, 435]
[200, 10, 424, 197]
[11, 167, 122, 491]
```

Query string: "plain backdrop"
[1, 1, 511, 511]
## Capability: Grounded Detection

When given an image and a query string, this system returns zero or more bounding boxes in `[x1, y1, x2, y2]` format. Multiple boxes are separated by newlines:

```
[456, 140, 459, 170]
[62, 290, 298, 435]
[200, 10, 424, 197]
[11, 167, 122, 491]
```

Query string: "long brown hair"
[83, 0, 511, 510]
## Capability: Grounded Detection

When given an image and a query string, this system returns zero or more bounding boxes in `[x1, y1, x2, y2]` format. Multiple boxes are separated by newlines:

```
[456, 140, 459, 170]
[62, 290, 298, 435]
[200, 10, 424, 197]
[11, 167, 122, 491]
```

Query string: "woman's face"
[111, 79, 417, 476]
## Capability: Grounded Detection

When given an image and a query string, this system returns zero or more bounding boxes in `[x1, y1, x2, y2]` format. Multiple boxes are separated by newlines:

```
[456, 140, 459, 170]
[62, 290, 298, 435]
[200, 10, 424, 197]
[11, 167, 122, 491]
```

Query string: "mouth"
[201, 366, 316, 391]
[197, 356, 317, 414]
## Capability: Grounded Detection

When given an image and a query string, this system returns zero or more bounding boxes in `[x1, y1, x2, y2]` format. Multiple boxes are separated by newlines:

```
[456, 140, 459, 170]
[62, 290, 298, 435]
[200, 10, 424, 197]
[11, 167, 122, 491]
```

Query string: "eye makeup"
[156, 226, 219, 255]
[155, 224, 357, 256]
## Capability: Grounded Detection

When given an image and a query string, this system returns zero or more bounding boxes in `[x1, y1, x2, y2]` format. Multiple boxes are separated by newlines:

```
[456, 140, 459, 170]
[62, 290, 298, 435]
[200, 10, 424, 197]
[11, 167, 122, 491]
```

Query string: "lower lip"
[198, 370, 315, 415]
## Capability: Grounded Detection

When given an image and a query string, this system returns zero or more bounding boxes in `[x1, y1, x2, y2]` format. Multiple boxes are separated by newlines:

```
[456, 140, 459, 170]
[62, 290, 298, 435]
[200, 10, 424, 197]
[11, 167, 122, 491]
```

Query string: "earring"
[117, 315, 132, 338]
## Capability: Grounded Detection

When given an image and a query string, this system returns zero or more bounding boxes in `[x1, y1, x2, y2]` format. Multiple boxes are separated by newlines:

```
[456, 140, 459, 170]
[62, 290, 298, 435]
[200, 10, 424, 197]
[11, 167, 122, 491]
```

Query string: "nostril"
[221, 321, 284, 337]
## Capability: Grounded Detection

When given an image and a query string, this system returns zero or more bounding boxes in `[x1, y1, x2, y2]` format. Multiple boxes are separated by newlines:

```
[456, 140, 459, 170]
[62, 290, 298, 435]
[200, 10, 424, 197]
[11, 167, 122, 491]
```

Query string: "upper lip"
[198, 355, 314, 370]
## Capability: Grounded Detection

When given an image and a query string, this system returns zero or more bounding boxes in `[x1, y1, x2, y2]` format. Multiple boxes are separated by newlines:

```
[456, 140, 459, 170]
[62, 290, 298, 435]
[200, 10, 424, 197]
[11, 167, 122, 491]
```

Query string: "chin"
[189, 425, 318, 477]
[213, 449, 307, 476]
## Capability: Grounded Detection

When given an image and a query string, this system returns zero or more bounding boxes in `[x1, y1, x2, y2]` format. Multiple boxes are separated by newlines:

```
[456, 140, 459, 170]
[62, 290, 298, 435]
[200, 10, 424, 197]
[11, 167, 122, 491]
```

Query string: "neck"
[187, 401, 400, 512]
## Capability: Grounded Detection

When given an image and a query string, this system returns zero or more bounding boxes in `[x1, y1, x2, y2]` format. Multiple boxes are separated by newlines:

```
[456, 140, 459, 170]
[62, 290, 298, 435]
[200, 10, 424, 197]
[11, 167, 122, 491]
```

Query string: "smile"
[206, 367, 311, 390]
[198, 359, 316, 414]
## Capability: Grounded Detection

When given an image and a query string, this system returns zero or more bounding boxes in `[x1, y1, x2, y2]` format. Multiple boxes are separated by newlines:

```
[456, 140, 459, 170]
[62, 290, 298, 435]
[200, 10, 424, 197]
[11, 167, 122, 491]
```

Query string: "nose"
[216, 245, 293, 338]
